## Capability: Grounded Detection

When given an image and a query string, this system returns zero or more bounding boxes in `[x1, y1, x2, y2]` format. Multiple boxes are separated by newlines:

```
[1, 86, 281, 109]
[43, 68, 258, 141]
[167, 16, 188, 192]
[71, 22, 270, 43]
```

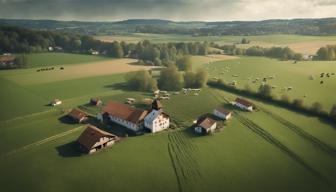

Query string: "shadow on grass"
[58, 115, 77, 125]
[55, 141, 83, 158]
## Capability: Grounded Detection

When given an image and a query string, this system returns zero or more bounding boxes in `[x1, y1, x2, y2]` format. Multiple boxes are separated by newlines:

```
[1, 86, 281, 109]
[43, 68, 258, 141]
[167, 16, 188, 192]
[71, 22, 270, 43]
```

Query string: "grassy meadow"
[0, 52, 335, 192]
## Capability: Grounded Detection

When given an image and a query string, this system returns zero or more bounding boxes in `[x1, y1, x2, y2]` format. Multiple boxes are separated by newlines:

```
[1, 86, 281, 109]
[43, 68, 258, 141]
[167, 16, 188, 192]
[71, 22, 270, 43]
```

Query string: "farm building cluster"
[65, 95, 255, 153]
[194, 97, 255, 135]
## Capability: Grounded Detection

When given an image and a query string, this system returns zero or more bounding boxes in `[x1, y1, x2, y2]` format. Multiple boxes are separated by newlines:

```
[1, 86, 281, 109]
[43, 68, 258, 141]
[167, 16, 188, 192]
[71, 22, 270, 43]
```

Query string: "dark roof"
[68, 108, 88, 120]
[215, 107, 231, 115]
[78, 125, 116, 150]
[198, 117, 216, 130]
[152, 99, 162, 110]
[103, 101, 148, 124]
[235, 98, 254, 107]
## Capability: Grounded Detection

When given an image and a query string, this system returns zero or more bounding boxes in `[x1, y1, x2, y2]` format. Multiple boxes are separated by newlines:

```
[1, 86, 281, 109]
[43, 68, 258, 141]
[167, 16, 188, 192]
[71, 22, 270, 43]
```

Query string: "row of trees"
[208, 80, 336, 123]
[214, 44, 303, 60]
[315, 45, 336, 60]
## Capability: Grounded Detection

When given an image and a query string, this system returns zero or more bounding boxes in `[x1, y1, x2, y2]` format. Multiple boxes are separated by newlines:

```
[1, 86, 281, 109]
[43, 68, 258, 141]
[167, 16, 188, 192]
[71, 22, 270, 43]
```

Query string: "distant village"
[52, 91, 256, 154]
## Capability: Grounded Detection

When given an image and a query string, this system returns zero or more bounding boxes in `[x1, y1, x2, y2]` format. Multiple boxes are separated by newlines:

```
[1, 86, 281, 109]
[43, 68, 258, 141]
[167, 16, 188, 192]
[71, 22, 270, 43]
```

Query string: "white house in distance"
[98, 101, 148, 132]
[213, 107, 232, 120]
[194, 117, 217, 135]
[232, 98, 255, 111]
[144, 100, 170, 133]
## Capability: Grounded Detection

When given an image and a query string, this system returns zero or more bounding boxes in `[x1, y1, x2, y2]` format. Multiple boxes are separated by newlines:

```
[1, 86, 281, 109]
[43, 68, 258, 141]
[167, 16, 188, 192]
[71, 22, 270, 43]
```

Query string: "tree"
[329, 104, 336, 120]
[281, 94, 291, 103]
[14, 54, 28, 68]
[109, 41, 124, 58]
[241, 38, 250, 44]
[158, 65, 183, 91]
[258, 84, 273, 98]
[194, 68, 208, 88]
[126, 70, 157, 91]
[184, 71, 196, 88]
[311, 102, 323, 114]
[316, 47, 328, 60]
[293, 98, 304, 108]
[176, 55, 193, 71]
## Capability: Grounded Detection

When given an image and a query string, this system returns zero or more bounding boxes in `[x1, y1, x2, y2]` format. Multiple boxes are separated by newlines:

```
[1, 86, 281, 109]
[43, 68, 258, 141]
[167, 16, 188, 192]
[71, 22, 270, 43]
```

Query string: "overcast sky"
[0, 0, 336, 21]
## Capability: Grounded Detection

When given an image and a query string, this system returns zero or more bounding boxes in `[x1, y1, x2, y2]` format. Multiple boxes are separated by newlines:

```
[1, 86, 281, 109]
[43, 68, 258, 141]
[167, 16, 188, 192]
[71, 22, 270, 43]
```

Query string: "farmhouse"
[233, 98, 255, 111]
[77, 125, 118, 154]
[144, 100, 170, 133]
[50, 99, 62, 106]
[90, 98, 102, 106]
[98, 101, 148, 132]
[232, 98, 255, 111]
[194, 117, 217, 135]
[68, 108, 88, 123]
[213, 107, 232, 120]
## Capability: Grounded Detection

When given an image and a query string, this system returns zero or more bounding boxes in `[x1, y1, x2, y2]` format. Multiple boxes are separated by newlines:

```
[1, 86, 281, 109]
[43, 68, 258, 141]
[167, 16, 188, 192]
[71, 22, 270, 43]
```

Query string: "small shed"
[213, 107, 232, 120]
[50, 99, 62, 106]
[194, 117, 217, 135]
[232, 98, 255, 111]
[68, 108, 88, 123]
[77, 125, 119, 154]
[90, 98, 102, 106]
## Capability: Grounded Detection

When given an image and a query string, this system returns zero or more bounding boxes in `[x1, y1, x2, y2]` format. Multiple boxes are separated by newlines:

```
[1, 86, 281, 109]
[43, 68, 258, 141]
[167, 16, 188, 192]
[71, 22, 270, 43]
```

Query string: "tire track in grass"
[209, 88, 328, 183]
[1, 125, 84, 159]
[258, 106, 336, 157]
[167, 118, 202, 192]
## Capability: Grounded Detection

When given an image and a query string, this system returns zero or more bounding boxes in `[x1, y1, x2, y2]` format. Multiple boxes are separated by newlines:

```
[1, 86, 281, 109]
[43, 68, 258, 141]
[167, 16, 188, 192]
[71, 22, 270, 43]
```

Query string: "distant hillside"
[0, 18, 336, 36]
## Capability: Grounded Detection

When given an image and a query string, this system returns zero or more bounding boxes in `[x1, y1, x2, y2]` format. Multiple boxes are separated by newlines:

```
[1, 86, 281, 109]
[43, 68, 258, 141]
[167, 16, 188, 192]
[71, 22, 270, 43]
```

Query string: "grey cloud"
[0, 0, 335, 21]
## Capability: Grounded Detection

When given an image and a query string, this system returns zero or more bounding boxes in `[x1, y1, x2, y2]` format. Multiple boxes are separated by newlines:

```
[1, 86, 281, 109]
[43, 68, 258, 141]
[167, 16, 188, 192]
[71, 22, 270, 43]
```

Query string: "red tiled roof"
[198, 117, 216, 130]
[235, 98, 254, 107]
[103, 101, 148, 124]
[68, 108, 88, 121]
[78, 125, 117, 150]
[215, 107, 231, 115]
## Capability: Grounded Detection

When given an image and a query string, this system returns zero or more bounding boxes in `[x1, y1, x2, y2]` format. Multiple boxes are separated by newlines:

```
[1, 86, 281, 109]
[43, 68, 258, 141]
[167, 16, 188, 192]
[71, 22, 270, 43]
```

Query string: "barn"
[232, 98, 255, 111]
[213, 107, 232, 120]
[98, 101, 148, 132]
[194, 117, 217, 135]
[77, 125, 119, 154]
[68, 108, 88, 123]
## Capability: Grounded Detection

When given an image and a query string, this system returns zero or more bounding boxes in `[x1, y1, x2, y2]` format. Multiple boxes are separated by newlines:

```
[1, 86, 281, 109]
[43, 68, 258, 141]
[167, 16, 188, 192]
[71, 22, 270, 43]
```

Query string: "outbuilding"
[78, 125, 119, 154]
[232, 98, 255, 111]
[213, 107, 232, 120]
[68, 108, 88, 123]
[194, 117, 217, 135]
[90, 98, 102, 106]
[50, 99, 62, 106]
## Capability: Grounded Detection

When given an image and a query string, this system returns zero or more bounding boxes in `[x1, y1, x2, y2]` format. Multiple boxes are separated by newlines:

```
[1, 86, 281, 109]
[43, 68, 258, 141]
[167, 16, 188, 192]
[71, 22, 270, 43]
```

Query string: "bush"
[158, 65, 183, 91]
[176, 55, 192, 71]
[311, 102, 323, 114]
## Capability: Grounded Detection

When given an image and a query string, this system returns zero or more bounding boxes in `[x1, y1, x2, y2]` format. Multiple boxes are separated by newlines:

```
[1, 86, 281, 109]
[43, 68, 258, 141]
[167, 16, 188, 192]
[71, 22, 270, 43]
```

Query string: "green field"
[0, 53, 335, 192]
[25, 52, 109, 68]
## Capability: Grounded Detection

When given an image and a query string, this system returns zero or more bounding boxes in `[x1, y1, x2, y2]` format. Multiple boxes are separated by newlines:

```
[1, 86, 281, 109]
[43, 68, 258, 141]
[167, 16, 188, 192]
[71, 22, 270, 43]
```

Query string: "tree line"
[208, 79, 336, 123]
[214, 44, 303, 60]
[0, 26, 213, 68]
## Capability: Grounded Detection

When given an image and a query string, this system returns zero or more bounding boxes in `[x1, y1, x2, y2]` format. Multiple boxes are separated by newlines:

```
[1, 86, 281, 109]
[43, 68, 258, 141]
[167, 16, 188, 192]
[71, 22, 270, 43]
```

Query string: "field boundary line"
[1, 126, 85, 159]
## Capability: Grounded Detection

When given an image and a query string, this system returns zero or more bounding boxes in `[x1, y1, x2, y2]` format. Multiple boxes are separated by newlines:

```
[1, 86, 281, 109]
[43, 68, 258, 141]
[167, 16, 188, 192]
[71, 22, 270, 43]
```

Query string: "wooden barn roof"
[198, 117, 216, 130]
[78, 125, 116, 150]
[235, 98, 254, 107]
[215, 107, 231, 115]
[103, 101, 148, 124]
[68, 108, 88, 120]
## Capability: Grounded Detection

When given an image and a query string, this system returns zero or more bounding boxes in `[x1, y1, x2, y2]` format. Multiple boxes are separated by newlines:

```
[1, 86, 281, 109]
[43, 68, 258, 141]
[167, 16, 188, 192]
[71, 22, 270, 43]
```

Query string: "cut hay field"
[95, 34, 336, 54]
[3, 58, 156, 85]
[0, 52, 335, 192]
